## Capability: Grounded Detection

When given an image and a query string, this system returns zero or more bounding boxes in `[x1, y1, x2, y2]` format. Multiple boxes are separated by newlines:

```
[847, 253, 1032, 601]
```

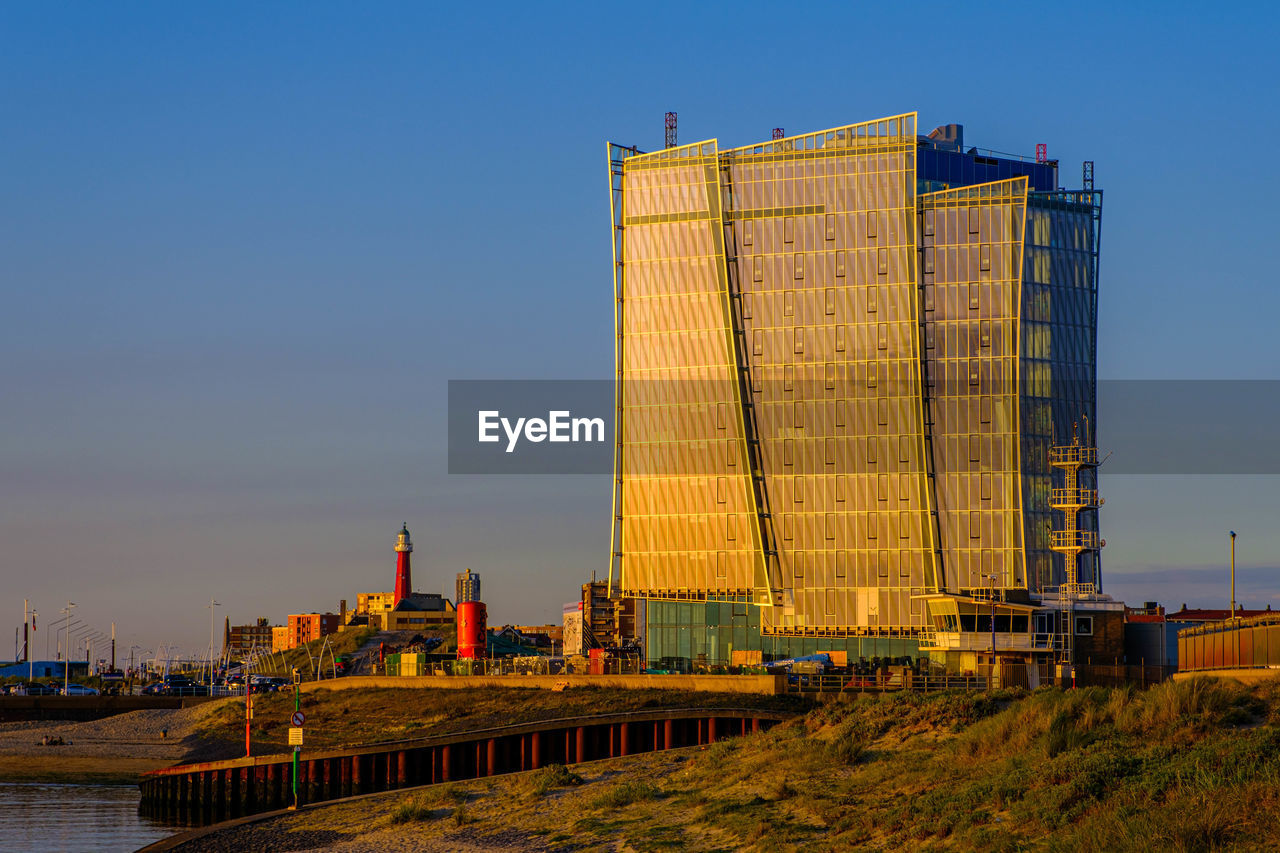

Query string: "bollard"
[664, 718, 675, 750]
[531, 731, 542, 770]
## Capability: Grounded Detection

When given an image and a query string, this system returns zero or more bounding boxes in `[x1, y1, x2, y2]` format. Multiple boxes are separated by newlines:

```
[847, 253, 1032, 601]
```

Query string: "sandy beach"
[0, 701, 236, 783]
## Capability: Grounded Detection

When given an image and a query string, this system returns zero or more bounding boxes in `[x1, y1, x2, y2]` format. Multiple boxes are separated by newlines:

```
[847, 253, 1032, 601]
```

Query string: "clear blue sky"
[3, 2, 1277, 656]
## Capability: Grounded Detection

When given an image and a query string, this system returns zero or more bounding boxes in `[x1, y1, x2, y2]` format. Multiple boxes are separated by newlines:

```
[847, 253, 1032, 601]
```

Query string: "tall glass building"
[606, 114, 1102, 670]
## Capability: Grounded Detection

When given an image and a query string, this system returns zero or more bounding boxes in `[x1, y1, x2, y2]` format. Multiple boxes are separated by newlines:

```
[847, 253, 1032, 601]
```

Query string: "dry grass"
[188, 686, 803, 761]
[189, 678, 1280, 852]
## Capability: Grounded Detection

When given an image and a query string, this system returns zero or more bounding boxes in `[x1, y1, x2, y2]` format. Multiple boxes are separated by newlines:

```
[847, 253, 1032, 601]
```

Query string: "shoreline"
[0, 755, 169, 786]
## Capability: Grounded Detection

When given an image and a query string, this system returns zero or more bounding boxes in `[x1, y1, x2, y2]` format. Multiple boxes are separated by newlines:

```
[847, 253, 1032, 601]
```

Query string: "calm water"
[0, 782, 175, 853]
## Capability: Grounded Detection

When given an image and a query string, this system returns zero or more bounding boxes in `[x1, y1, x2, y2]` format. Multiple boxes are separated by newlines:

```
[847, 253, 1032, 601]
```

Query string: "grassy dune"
[189, 686, 805, 759]
[201, 677, 1280, 852]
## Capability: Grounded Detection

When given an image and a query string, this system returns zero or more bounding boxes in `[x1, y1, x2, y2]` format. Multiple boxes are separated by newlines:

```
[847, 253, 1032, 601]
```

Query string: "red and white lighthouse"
[393, 523, 413, 604]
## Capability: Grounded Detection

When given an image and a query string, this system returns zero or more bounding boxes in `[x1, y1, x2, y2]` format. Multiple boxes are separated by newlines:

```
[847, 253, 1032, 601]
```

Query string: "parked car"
[247, 676, 278, 694]
[10, 682, 58, 696]
[141, 682, 166, 696]
[161, 678, 208, 696]
[61, 683, 100, 696]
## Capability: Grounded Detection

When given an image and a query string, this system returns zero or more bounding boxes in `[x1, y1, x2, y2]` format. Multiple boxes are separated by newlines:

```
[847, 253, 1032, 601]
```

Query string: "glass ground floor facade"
[645, 597, 920, 672]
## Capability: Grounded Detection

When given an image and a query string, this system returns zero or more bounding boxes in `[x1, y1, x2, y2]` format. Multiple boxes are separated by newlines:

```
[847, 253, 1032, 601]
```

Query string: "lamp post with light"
[61, 603, 76, 694]
[1229, 531, 1237, 619]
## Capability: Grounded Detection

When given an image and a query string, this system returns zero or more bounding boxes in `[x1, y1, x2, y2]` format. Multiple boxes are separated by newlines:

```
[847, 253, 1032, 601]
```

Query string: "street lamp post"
[28, 606, 37, 683]
[61, 603, 76, 693]
[54, 618, 83, 660]
[208, 599, 221, 687]
[1229, 531, 1237, 619]
[1230, 531, 1241, 667]
[981, 572, 998, 690]
[70, 627, 97, 681]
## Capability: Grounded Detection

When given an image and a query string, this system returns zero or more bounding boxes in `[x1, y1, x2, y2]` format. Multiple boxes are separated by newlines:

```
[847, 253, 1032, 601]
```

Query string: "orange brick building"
[284, 613, 340, 650]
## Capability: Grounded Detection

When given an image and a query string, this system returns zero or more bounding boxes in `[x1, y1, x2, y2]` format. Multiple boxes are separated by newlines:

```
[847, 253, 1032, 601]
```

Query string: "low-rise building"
[356, 591, 398, 621]
[224, 617, 273, 657]
[577, 579, 641, 650]
[284, 613, 340, 650]
[378, 594, 456, 633]
[272, 626, 290, 652]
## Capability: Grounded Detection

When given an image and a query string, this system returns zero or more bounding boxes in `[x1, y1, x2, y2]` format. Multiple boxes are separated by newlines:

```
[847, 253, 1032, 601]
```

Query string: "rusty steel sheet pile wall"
[137, 708, 789, 824]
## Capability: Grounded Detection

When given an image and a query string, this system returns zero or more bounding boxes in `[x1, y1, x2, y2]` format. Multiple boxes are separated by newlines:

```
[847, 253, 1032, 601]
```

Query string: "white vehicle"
[60, 683, 101, 696]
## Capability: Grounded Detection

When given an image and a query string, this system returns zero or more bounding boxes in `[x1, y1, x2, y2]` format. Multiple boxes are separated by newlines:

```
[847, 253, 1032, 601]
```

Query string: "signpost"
[289, 667, 301, 809]
[245, 689, 253, 758]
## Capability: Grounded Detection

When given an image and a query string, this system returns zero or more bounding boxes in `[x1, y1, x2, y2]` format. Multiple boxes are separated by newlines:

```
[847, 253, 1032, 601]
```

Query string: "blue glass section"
[917, 144, 1057, 192]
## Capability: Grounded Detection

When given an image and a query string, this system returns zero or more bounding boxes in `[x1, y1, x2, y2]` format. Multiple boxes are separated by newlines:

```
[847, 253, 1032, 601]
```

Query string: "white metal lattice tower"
[1049, 423, 1101, 666]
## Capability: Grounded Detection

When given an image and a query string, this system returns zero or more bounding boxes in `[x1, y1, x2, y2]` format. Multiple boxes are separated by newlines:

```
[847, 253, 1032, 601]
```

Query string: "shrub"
[1045, 710, 1094, 758]
[389, 795, 435, 824]
[827, 728, 866, 765]
[440, 783, 467, 803]
[529, 763, 583, 796]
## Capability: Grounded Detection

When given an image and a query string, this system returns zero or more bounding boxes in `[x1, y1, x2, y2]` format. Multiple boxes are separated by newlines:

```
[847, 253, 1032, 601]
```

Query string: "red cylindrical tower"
[393, 524, 412, 604]
[457, 601, 487, 659]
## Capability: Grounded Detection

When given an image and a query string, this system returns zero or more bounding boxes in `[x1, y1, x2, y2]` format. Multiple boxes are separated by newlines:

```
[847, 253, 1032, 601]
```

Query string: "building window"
[1075, 616, 1093, 636]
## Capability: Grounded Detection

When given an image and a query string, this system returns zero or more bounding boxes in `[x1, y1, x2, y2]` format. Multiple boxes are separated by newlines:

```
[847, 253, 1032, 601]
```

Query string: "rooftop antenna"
[1035, 143, 1048, 164]
[772, 128, 785, 140]
[665, 112, 677, 149]
[1082, 160, 1094, 191]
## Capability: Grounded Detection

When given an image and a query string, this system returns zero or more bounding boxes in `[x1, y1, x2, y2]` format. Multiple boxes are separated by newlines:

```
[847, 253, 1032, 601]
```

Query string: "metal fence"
[1178, 614, 1280, 672]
